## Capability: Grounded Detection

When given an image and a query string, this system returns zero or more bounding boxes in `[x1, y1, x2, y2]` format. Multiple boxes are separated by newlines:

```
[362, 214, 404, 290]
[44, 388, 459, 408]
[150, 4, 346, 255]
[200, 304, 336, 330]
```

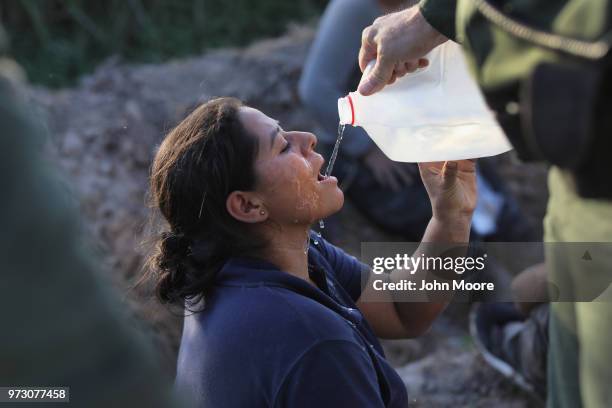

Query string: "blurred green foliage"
[1, 0, 327, 87]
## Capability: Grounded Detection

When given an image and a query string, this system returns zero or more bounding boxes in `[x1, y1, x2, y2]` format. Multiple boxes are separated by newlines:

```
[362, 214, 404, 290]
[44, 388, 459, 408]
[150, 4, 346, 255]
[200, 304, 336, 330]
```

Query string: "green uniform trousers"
[545, 167, 612, 408]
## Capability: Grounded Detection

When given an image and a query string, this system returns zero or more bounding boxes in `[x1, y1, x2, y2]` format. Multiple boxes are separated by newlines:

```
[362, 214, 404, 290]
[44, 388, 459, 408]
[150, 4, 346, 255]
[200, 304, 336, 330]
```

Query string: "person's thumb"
[358, 58, 394, 96]
[441, 161, 458, 189]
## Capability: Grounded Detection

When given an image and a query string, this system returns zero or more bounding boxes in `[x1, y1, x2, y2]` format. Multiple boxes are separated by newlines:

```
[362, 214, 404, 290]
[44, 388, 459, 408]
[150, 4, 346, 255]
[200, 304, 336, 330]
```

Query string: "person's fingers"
[456, 159, 477, 173]
[358, 57, 395, 96]
[394, 62, 409, 78]
[388, 71, 398, 85]
[441, 161, 458, 189]
[418, 161, 443, 177]
[404, 60, 418, 72]
[402, 62, 413, 75]
[359, 26, 377, 72]
[417, 58, 429, 68]
[417, 162, 427, 179]
[359, 46, 378, 76]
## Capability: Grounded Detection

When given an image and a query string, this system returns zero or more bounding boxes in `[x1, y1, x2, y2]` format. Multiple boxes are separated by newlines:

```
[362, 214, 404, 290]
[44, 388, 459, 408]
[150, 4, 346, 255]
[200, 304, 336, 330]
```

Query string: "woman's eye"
[281, 142, 291, 153]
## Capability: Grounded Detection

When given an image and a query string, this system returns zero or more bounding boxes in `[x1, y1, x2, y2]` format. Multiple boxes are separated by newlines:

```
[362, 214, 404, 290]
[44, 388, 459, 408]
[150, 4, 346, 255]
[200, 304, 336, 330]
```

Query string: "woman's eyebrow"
[269, 123, 281, 149]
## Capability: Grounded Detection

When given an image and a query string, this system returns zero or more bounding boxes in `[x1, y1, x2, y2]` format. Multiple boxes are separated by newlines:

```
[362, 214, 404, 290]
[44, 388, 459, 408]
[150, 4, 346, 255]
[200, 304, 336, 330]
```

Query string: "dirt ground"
[28, 25, 548, 407]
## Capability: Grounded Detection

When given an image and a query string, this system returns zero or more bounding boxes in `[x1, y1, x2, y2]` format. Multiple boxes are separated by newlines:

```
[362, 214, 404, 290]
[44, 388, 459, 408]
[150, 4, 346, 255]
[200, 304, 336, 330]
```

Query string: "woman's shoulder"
[176, 286, 363, 400]
[177, 287, 375, 406]
[193, 284, 358, 346]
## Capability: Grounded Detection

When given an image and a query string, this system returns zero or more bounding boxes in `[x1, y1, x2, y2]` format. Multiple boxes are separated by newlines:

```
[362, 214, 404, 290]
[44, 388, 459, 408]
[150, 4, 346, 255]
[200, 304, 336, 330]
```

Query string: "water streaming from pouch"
[314, 123, 345, 247]
[324, 123, 346, 177]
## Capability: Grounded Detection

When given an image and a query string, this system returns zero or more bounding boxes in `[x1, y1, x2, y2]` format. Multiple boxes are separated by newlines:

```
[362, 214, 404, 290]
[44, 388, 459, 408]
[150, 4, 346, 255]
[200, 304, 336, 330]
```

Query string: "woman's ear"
[226, 191, 267, 223]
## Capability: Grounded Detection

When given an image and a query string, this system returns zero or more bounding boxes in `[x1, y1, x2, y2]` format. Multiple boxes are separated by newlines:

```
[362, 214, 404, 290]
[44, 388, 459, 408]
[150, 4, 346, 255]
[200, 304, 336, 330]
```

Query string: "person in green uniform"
[0, 26, 182, 407]
[356, 1, 612, 407]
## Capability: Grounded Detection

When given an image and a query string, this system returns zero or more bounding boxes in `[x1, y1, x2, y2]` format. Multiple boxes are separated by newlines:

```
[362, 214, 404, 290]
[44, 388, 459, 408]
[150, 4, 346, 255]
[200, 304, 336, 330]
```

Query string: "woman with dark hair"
[148, 97, 477, 407]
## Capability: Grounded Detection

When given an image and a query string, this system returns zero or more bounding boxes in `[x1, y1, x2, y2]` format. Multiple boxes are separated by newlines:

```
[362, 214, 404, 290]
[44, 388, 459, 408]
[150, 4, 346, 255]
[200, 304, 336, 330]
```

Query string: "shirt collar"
[215, 249, 332, 298]
[217, 253, 321, 282]
[214, 250, 359, 325]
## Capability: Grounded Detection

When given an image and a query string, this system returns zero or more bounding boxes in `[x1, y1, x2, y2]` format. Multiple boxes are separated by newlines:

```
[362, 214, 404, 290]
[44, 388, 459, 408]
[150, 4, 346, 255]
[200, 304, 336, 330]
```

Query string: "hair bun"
[157, 231, 191, 270]
[189, 238, 218, 263]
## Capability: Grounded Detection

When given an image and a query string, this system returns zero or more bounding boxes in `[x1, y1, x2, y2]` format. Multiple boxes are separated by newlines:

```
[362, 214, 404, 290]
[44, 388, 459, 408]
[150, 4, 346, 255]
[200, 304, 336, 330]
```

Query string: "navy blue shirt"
[175, 237, 408, 407]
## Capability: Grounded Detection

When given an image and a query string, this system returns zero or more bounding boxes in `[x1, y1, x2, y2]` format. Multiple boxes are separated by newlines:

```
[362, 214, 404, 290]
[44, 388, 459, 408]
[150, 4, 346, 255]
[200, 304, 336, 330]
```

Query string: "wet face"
[239, 107, 344, 225]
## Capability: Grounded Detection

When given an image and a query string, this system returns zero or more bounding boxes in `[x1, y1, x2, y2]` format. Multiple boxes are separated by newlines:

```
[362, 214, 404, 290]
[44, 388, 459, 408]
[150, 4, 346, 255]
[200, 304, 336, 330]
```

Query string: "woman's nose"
[286, 131, 317, 155]
[300, 132, 317, 153]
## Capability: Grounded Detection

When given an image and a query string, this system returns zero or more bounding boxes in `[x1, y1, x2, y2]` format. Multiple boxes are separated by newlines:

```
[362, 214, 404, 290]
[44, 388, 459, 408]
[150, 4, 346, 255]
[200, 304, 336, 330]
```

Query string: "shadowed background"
[3, 1, 548, 406]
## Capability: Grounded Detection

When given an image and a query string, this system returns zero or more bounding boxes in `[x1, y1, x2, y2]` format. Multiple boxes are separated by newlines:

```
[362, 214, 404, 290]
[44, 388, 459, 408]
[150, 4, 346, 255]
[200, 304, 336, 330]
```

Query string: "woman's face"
[239, 107, 344, 225]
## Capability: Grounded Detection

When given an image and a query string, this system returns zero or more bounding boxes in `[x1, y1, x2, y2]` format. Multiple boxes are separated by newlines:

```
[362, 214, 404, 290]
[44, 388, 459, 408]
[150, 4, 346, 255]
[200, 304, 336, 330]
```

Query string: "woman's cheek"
[259, 163, 288, 194]
[285, 173, 320, 222]
[263, 156, 322, 222]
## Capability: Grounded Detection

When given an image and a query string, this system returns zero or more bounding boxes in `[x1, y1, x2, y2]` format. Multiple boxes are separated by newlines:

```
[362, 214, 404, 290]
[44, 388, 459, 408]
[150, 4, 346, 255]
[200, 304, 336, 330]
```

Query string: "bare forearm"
[421, 214, 471, 244]
[358, 159, 476, 338]
[391, 215, 472, 333]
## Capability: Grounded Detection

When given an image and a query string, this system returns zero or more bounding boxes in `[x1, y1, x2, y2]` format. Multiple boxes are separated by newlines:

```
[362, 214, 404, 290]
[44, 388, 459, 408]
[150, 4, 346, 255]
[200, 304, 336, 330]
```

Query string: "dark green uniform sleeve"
[418, 0, 457, 41]
[0, 52, 183, 408]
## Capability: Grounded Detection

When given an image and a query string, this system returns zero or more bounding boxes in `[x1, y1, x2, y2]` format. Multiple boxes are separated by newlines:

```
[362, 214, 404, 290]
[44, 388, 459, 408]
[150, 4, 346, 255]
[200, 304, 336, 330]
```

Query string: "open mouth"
[317, 172, 337, 185]
[315, 158, 336, 184]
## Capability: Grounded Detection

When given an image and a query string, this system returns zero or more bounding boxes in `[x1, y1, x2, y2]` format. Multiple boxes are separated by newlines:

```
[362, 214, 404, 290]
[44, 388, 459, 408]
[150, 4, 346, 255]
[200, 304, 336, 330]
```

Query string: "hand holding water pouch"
[338, 41, 512, 163]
